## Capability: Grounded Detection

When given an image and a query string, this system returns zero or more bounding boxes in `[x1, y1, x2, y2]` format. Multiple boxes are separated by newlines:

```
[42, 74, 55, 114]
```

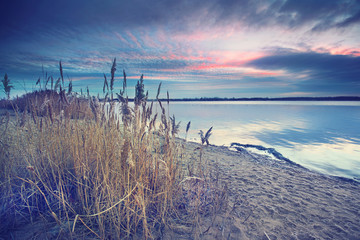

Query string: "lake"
[166, 101, 360, 180]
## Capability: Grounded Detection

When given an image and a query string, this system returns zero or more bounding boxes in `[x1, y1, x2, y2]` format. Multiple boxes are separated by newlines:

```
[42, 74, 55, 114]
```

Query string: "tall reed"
[0, 61, 228, 239]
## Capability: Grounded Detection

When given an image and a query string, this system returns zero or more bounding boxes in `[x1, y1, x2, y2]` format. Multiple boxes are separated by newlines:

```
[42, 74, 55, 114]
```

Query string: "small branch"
[242, 206, 257, 224]
[264, 231, 272, 240]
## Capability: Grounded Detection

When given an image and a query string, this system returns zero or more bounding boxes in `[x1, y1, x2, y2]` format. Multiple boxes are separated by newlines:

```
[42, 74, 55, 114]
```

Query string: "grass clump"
[0, 60, 228, 239]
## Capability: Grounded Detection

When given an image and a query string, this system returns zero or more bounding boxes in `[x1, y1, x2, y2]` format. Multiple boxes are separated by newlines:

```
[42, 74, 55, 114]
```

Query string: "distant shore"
[98, 96, 360, 102]
[157, 96, 360, 102]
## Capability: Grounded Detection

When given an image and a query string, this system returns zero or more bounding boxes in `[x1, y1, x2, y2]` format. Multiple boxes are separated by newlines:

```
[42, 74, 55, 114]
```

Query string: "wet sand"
[170, 141, 360, 240]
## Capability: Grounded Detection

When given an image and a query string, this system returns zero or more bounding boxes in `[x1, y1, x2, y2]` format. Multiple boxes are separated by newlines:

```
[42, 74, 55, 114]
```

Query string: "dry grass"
[0, 62, 228, 239]
[12, 89, 93, 120]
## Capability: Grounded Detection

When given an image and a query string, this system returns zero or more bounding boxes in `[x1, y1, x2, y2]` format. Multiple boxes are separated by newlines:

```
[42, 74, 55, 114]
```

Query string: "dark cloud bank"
[248, 51, 360, 94]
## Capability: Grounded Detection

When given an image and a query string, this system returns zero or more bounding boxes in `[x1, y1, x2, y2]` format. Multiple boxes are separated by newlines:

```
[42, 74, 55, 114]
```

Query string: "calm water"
[167, 101, 360, 180]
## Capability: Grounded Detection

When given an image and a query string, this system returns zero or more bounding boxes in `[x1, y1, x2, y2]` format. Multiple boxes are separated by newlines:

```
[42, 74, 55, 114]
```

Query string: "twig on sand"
[264, 231, 272, 240]
[242, 206, 257, 224]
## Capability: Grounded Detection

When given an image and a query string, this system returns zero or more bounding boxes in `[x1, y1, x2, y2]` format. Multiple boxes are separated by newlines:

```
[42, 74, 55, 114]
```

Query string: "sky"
[0, 0, 360, 99]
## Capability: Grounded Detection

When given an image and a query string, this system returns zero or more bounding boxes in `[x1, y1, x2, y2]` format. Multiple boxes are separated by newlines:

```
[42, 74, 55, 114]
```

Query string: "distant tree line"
[97, 96, 360, 102]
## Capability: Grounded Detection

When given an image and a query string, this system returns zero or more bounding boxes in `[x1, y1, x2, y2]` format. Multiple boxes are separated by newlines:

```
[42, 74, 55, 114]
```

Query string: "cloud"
[277, 0, 354, 30]
[336, 9, 360, 28]
[247, 50, 360, 95]
[202, 0, 360, 31]
[1, 1, 359, 98]
[1, 0, 359, 39]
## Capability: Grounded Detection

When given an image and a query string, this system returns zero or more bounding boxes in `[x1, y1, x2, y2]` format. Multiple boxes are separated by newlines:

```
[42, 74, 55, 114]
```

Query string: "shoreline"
[184, 139, 360, 184]
[229, 142, 360, 184]
[174, 140, 360, 239]
[5, 138, 360, 239]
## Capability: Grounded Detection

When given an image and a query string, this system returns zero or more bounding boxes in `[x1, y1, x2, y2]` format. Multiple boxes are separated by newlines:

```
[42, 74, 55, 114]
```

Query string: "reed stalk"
[0, 60, 227, 239]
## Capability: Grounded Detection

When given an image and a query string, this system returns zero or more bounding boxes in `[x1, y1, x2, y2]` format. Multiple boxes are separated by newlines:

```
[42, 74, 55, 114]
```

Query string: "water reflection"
[168, 101, 360, 180]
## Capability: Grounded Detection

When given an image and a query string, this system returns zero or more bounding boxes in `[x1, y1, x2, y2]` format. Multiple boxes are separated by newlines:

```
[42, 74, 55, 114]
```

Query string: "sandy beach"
[4, 139, 360, 240]
[163, 141, 360, 240]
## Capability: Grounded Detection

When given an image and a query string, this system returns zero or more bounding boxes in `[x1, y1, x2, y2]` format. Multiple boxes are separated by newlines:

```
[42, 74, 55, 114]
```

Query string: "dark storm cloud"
[247, 51, 360, 94]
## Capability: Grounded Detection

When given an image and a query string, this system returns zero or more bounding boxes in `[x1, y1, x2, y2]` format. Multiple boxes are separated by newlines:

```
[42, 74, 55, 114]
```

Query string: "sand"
[165, 141, 360, 240]
[4, 140, 360, 239]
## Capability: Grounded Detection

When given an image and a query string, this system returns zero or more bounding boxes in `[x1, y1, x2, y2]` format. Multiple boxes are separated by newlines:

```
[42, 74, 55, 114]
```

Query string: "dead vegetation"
[0, 60, 228, 239]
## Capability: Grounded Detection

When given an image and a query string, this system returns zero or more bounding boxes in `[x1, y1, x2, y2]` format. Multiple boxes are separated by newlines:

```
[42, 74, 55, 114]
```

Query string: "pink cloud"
[142, 33, 158, 49]
[126, 31, 142, 48]
[330, 48, 360, 57]
[313, 46, 360, 57]
[162, 53, 212, 61]
[245, 70, 281, 77]
[155, 29, 174, 50]
[188, 63, 234, 71]
[210, 51, 267, 65]
[280, 92, 316, 97]
[114, 32, 129, 45]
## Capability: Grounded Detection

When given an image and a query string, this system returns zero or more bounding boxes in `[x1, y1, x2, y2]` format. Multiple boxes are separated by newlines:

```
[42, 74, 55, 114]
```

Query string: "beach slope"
[171, 141, 360, 240]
